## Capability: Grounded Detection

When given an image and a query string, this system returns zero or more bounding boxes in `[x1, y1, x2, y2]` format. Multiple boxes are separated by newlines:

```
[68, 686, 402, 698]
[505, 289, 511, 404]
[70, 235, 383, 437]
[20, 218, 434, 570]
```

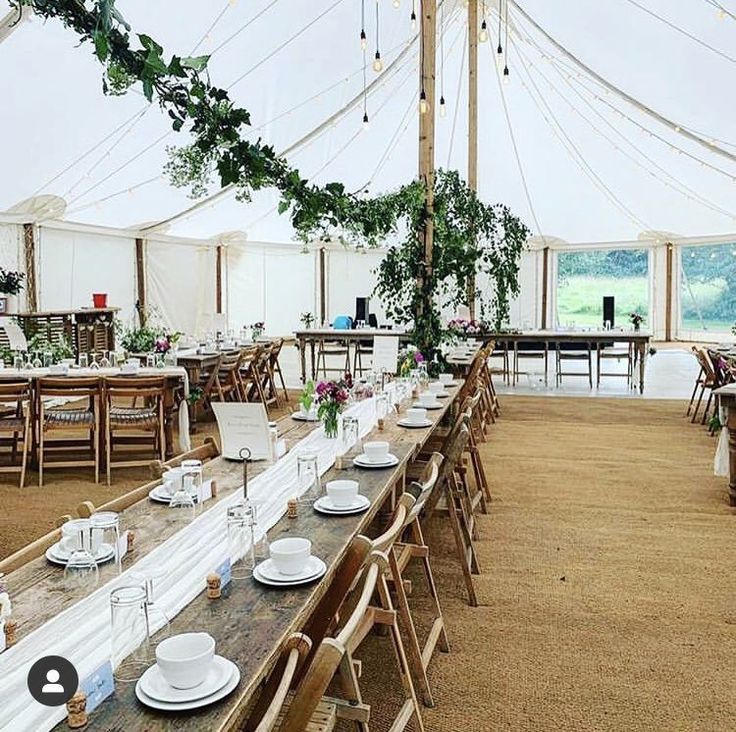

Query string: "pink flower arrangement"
[154, 336, 171, 353]
[316, 373, 353, 437]
[447, 317, 482, 335]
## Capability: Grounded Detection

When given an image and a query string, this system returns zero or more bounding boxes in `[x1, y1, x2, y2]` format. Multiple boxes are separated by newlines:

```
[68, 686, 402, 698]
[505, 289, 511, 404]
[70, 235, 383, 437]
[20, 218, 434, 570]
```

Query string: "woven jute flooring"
[351, 396, 736, 731]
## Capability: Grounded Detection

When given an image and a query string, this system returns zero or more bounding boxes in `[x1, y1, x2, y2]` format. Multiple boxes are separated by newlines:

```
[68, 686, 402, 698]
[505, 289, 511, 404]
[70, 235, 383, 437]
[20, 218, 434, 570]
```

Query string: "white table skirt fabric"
[0, 393, 382, 732]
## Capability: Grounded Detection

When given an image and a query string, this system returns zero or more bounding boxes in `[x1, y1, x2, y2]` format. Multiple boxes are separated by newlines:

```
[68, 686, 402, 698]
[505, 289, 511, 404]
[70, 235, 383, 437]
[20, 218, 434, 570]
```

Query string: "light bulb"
[479, 20, 488, 42]
[419, 90, 428, 114]
[373, 51, 383, 72]
[503, 65, 510, 84]
[362, 112, 370, 130]
[410, 10, 417, 30]
[439, 96, 447, 117]
[393, 0, 400, 7]
[360, 29, 367, 50]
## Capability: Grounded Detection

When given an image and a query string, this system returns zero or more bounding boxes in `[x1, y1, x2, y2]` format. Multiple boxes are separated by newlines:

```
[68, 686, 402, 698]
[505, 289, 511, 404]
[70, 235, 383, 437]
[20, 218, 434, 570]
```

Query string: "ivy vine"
[13, 0, 531, 355]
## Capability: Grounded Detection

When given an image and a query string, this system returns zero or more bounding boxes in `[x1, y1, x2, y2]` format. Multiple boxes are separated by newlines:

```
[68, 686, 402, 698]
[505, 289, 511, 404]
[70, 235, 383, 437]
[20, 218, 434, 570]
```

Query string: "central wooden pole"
[135, 237, 146, 326]
[467, 0, 479, 320]
[418, 0, 437, 329]
[215, 244, 223, 315]
[23, 223, 37, 313]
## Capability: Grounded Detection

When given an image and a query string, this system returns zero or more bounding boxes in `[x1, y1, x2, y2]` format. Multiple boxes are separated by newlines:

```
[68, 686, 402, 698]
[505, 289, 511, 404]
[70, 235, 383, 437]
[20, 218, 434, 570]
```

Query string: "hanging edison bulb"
[392, 0, 400, 7]
[503, 65, 510, 84]
[479, 19, 489, 42]
[410, 9, 417, 30]
[373, 51, 383, 72]
[360, 29, 367, 50]
[439, 96, 447, 117]
[362, 112, 370, 131]
[419, 89, 428, 114]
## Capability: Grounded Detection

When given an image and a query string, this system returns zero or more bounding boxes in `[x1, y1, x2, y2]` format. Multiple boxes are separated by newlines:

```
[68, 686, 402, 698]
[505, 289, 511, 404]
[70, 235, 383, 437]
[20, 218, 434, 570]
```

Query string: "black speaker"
[355, 297, 370, 325]
[603, 296, 615, 327]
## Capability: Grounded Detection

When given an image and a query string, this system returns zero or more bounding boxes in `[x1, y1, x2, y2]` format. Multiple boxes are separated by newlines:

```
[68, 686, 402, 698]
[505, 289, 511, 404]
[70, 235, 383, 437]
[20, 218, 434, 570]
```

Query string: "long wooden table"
[4, 376, 464, 730]
[714, 383, 736, 506]
[488, 329, 652, 392]
[294, 328, 412, 383]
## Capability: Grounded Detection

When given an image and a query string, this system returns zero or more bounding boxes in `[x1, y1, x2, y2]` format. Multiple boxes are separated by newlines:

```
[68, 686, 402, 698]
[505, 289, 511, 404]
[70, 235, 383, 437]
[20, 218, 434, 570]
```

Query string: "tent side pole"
[135, 237, 147, 325]
[467, 0, 478, 319]
[23, 223, 37, 313]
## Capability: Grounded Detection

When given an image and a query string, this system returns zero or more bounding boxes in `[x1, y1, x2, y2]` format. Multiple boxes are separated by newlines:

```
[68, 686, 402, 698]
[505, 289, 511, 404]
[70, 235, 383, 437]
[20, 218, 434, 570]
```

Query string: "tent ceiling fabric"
[0, 0, 734, 244]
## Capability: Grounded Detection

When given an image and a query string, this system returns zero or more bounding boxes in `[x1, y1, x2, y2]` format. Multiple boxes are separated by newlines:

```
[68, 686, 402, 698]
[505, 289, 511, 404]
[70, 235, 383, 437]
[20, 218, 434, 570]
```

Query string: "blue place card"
[216, 557, 232, 588]
[80, 660, 114, 713]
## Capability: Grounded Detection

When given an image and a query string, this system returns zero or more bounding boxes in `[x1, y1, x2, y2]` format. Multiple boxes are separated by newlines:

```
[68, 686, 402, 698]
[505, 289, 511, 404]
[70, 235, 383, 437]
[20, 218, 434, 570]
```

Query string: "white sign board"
[212, 403, 272, 461]
[372, 335, 400, 374]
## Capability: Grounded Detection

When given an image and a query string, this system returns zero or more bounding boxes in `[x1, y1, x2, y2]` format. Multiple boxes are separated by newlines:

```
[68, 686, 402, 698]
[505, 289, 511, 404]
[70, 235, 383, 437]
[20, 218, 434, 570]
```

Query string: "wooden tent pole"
[665, 241, 673, 341]
[418, 0, 437, 326]
[22, 223, 37, 313]
[216, 244, 223, 314]
[541, 246, 549, 329]
[135, 237, 146, 325]
[467, 0, 479, 319]
[319, 247, 327, 326]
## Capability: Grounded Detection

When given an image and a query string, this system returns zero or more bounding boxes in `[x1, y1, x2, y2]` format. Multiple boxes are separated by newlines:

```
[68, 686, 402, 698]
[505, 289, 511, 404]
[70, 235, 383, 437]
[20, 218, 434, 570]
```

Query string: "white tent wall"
[36, 224, 136, 321]
[0, 223, 23, 309]
[326, 247, 387, 326]
[505, 250, 541, 328]
[225, 243, 317, 336]
[146, 239, 217, 335]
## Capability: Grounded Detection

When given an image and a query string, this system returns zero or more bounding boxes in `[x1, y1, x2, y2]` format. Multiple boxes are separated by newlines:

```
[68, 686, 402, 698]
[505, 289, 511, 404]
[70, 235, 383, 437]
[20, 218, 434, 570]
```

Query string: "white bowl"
[406, 407, 427, 425]
[363, 441, 390, 463]
[439, 373, 453, 385]
[269, 537, 312, 576]
[428, 382, 444, 393]
[155, 632, 215, 690]
[419, 393, 439, 408]
[326, 480, 359, 507]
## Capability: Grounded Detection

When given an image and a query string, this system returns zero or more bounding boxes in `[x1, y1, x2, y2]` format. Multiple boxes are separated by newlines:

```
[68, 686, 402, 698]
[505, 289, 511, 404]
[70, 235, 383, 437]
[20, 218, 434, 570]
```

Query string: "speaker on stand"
[602, 296, 615, 328]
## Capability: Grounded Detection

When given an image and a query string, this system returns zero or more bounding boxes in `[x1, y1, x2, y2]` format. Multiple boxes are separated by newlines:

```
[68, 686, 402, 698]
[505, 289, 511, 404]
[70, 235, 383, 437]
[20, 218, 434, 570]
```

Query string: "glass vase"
[323, 409, 339, 438]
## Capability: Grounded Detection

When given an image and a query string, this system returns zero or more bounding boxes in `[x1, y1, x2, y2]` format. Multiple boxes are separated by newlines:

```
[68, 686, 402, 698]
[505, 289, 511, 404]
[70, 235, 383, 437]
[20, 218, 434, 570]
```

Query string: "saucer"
[135, 659, 240, 711]
[397, 418, 433, 429]
[431, 391, 450, 398]
[149, 485, 173, 504]
[353, 453, 400, 469]
[413, 401, 441, 410]
[46, 542, 115, 567]
[254, 556, 327, 586]
[139, 655, 233, 704]
[440, 380, 459, 388]
[291, 412, 320, 422]
[314, 494, 370, 515]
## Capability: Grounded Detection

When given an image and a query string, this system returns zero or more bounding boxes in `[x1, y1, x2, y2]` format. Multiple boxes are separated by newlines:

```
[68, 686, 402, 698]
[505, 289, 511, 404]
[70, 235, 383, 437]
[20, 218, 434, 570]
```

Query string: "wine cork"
[211, 480, 218, 497]
[3, 618, 17, 648]
[335, 454, 344, 471]
[377, 417, 385, 430]
[287, 499, 298, 519]
[126, 531, 135, 553]
[67, 691, 87, 729]
[206, 573, 221, 600]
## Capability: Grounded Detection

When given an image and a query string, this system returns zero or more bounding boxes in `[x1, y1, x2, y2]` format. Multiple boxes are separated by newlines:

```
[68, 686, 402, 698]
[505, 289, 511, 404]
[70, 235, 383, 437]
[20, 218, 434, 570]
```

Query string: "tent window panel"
[555, 248, 649, 328]
[680, 243, 736, 336]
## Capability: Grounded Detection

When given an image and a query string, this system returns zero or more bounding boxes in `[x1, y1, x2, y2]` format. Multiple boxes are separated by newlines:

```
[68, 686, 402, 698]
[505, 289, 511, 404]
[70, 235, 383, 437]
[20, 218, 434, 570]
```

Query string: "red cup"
[92, 293, 108, 308]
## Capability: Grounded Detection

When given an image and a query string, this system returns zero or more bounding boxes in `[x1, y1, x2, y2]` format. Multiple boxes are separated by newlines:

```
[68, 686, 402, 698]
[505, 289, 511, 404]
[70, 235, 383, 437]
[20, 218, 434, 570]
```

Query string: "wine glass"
[99, 351, 111, 368]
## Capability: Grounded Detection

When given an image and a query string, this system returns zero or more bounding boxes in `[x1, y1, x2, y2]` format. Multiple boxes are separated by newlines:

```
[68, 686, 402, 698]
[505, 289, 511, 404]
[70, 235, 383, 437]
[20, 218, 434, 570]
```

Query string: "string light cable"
[511, 33, 736, 222]
[506, 0, 736, 167]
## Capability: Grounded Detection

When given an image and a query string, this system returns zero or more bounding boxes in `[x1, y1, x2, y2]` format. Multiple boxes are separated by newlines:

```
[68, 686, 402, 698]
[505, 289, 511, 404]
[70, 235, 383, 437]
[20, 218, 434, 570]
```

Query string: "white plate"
[135, 659, 240, 711]
[139, 655, 233, 704]
[353, 454, 400, 469]
[314, 494, 370, 515]
[413, 402, 442, 410]
[291, 412, 320, 422]
[441, 381, 459, 388]
[148, 485, 173, 504]
[397, 418, 433, 429]
[45, 542, 115, 567]
[254, 557, 327, 587]
[430, 391, 450, 398]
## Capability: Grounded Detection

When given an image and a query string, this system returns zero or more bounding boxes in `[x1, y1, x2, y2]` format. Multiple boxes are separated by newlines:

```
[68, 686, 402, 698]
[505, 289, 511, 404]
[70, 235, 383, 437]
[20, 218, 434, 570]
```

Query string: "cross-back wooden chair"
[0, 380, 32, 488]
[38, 376, 102, 486]
[213, 350, 245, 402]
[104, 375, 166, 485]
[268, 338, 290, 406]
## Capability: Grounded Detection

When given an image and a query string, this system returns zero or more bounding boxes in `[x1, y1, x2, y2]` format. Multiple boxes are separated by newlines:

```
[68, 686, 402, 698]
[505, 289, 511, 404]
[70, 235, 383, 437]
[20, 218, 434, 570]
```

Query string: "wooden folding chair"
[238, 346, 261, 403]
[268, 338, 290, 405]
[104, 376, 166, 486]
[213, 350, 245, 402]
[0, 380, 32, 488]
[38, 376, 102, 486]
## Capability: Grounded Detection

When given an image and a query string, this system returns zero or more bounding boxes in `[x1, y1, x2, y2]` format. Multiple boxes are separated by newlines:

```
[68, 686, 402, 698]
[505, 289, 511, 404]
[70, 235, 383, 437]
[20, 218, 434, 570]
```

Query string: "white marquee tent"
[0, 0, 734, 343]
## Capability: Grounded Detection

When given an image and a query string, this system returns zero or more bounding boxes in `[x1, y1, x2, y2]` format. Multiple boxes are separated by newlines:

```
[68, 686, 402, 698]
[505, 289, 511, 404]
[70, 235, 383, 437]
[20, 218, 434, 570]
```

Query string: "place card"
[80, 661, 114, 713]
[215, 557, 232, 588]
[117, 531, 130, 563]
[372, 335, 400, 374]
[212, 403, 272, 461]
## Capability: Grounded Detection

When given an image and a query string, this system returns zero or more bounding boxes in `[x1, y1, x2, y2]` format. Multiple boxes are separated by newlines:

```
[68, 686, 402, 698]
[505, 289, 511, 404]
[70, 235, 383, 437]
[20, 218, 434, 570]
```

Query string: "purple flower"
[414, 351, 425, 363]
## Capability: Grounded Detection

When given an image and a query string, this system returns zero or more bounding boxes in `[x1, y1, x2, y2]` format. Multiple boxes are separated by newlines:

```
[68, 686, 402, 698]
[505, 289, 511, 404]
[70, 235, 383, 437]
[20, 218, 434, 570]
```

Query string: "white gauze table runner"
[0, 394, 382, 732]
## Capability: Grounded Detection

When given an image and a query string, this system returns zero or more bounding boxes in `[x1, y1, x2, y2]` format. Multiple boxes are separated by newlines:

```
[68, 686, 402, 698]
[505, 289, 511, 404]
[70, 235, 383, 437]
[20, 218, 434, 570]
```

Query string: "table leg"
[639, 342, 646, 393]
[163, 383, 176, 458]
[727, 406, 736, 507]
[299, 337, 307, 384]
[189, 366, 201, 427]
[309, 339, 317, 381]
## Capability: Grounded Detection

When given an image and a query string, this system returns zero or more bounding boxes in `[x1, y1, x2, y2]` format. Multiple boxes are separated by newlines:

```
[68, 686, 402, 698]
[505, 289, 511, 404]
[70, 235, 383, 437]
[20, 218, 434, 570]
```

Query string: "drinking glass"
[155, 354, 165, 369]
[128, 568, 171, 660]
[181, 459, 203, 501]
[78, 352, 89, 369]
[168, 485, 196, 520]
[42, 351, 53, 368]
[90, 511, 121, 574]
[341, 415, 359, 451]
[63, 524, 99, 590]
[228, 501, 269, 579]
[375, 392, 389, 428]
[110, 585, 150, 682]
[146, 354, 155, 369]
[13, 354, 23, 370]
[296, 450, 321, 505]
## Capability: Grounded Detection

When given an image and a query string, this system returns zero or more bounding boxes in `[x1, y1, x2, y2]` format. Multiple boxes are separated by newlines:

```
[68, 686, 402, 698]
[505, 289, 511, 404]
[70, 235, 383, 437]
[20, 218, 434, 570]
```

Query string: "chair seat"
[44, 408, 94, 428]
[109, 406, 158, 428]
[0, 416, 25, 432]
[276, 695, 337, 731]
